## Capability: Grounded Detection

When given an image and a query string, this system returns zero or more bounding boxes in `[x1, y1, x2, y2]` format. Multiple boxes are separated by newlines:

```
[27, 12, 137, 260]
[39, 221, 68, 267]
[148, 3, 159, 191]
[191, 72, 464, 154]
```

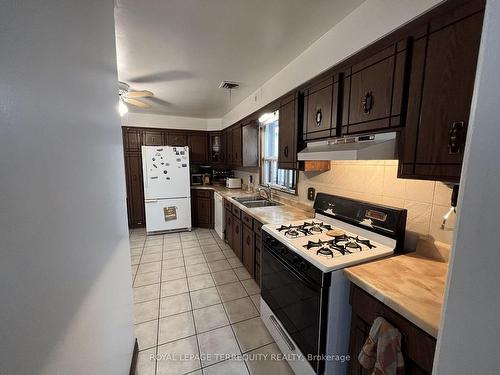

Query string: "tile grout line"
[153, 233, 167, 375]
[205, 234, 253, 374]
[183, 231, 203, 374]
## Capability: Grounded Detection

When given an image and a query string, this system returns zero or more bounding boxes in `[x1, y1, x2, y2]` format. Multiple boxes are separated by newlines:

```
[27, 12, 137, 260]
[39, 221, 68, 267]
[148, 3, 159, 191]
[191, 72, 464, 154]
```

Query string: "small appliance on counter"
[191, 174, 203, 185]
[226, 177, 242, 189]
[191, 165, 212, 186]
[202, 174, 211, 185]
[212, 168, 233, 186]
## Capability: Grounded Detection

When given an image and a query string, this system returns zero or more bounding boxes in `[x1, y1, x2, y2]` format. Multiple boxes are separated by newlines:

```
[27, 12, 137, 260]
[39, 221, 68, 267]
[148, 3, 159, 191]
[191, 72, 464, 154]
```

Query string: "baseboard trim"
[129, 339, 139, 375]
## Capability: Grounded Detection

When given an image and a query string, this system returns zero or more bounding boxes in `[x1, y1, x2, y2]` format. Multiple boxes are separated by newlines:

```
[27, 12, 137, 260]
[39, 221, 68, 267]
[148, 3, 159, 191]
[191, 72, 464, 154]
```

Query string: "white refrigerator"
[142, 145, 191, 234]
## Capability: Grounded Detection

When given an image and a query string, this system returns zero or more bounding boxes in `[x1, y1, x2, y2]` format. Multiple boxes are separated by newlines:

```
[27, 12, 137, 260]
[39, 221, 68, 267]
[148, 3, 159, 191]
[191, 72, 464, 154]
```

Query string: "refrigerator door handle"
[145, 199, 158, 203]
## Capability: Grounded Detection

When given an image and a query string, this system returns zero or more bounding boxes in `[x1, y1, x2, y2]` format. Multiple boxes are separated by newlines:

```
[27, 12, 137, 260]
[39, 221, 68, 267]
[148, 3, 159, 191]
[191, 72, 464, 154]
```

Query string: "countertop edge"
[344, 268, 439, 338]
[191, 185, 313, 225]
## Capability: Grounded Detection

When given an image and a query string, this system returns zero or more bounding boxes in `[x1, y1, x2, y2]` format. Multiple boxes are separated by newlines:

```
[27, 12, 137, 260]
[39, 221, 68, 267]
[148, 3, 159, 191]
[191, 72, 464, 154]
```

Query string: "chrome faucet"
[257, 184, 272, 201]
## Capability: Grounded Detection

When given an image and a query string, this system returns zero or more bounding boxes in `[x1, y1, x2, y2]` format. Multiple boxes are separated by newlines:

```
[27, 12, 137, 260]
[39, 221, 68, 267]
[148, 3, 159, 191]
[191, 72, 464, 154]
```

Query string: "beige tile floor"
[129, 227, 295, 375]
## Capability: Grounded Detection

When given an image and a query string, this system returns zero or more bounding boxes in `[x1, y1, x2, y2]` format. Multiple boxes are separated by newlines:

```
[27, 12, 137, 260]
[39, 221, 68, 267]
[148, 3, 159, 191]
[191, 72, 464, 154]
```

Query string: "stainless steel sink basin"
[232, 196, 266, 203]
[232, 196, 282, 208]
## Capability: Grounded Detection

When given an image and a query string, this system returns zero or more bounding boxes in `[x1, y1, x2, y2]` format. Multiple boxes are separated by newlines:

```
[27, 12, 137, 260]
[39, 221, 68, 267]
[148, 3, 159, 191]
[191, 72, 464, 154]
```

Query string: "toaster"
[226, 178, 242, 189]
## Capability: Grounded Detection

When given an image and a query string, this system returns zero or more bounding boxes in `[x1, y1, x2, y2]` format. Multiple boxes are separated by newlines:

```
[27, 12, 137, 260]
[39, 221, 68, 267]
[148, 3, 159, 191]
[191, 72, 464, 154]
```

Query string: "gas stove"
[260, 193, 407, 375]
[262, 194, 408, 272]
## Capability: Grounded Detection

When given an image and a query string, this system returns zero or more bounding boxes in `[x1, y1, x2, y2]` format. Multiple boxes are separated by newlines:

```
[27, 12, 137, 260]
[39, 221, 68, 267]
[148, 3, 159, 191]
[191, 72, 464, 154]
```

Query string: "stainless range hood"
[297, 132, 398, 161]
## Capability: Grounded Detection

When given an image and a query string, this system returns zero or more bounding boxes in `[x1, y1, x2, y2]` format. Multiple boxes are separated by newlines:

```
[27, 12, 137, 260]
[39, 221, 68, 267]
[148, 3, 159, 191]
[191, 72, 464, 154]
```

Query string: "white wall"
[222, 0, 444, 128]
[0, 1, 135, 375]
[434, 0, 500, 373]
[122, 112, 222, 131]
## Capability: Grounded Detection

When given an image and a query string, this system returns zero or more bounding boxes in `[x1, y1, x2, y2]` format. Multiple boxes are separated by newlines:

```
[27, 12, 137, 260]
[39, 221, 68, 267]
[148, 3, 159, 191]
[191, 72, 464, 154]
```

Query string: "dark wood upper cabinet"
[303, 76, 338, 140]
[188, 133, 208, 163]
[124, 152, 145, 227]
[123, 128, 142, 152]
[342, 40, 409, 135]
[142, 129, 165, 146]
[278, 93, 303, 169]
[278, 94, 296, 166]
[232, 125, 242, 165]
[166, 132, 187, 147]
[225, 128, 233, 165]
[399, 2, 484, 182]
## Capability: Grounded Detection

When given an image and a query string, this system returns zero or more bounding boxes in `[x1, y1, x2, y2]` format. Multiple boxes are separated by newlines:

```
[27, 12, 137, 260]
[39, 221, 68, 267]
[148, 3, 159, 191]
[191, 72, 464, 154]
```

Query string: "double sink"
[232, 195, 282, 208]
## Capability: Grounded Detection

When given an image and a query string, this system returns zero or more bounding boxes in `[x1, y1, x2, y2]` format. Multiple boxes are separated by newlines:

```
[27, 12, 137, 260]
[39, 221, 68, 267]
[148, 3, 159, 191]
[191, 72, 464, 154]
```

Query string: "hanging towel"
[358, 316, 404, 375]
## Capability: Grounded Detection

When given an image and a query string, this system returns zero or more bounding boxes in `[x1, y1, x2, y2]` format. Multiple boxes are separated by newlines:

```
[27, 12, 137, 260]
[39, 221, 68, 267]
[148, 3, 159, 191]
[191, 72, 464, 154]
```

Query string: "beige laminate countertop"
[191, 185, 313, 224]
[344, 254, 448, 338]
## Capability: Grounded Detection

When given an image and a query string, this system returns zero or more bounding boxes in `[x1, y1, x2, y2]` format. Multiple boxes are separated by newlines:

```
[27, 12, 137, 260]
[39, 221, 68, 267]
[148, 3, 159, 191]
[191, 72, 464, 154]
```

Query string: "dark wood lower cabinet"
[232, 218, 242, 260]
[224, 207, 233, 246]
[191, 189, 213, 229]
[349, 284, 436, 375]
[223, 199, 261, 285]
[242, 225, 255, 275]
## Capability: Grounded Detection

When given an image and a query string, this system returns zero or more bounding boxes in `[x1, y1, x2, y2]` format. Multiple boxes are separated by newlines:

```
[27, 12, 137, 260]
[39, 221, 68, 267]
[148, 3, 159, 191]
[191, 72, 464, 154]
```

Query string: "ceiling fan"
[118, 81, 154, 116]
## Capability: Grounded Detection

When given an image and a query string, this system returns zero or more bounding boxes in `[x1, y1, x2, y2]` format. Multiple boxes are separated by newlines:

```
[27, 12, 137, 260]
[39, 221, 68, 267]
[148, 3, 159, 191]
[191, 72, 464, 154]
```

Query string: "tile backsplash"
[234, 161, 456, 251]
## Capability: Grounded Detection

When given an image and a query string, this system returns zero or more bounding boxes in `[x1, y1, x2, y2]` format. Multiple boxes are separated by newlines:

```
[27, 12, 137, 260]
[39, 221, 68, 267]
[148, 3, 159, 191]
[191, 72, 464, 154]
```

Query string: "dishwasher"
[214, 192, 225, 240]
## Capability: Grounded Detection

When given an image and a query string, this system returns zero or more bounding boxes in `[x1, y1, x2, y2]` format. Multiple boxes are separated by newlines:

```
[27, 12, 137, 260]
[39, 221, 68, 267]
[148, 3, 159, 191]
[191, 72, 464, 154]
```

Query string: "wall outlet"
[307, 187, 316, 201]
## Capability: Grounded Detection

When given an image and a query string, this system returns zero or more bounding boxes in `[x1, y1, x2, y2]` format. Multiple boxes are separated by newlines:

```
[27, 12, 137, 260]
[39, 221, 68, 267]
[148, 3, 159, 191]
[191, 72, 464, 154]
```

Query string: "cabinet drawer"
[224, 199, 232, 210]
[253, 220, 263, 233]
[232, 204, 241, 219]
[195, 190, 211, 198]
[350, 285, 436, 373]
[242, 212, 253, 228]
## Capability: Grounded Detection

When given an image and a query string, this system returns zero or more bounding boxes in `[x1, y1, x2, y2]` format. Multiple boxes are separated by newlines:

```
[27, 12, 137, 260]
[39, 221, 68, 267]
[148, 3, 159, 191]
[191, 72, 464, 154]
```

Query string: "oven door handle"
[270, 314, 296, 351]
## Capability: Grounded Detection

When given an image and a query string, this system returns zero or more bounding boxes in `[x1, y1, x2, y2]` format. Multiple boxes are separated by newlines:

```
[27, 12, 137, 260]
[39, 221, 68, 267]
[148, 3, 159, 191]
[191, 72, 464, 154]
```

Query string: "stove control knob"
[280, 247, 288, 255]
[292, 256, 300, 265]
[299, 262, 308, 271]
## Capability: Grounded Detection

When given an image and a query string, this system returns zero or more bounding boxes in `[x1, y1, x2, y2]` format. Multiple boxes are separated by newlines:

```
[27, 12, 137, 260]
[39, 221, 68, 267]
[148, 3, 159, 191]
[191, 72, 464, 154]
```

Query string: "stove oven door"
[261, 244, 329, 374]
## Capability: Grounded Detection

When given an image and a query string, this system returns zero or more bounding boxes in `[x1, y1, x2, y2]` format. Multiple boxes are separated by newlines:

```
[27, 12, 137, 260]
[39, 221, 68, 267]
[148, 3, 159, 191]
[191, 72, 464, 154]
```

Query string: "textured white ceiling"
[114, 0, 364, 118]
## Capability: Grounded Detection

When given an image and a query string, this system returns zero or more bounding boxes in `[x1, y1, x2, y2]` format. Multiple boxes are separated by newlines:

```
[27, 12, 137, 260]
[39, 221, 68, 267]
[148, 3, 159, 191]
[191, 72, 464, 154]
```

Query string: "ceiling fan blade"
[123, 97, 151, 109]
[124, 90, 154, 98]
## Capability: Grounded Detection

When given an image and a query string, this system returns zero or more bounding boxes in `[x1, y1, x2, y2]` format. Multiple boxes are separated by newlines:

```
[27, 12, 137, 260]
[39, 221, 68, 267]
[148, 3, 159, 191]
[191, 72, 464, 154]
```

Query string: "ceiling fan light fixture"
[118, 99, 129, 116]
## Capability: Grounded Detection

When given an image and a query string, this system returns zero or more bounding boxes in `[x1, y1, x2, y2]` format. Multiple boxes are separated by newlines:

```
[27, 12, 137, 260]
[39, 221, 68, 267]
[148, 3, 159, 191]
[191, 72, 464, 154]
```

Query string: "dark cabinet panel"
[232, 218, 242, 260]
[188, 133, 208, 163]
[225, 207, 233, 246]
[191, 189, 213, 228]
[142, 130, 165, 146]
[399, 7, 484, 182]
[278, 95, 298, 168]
[242, 225, 255, 276]
[166, 132, 188, 147]
[225, 129, 233, 165]
[124, 153, 145, 227]
[232, 125, 242, 166]
[123, 128, 142, 152]
[342, 41, 409, 135]
[304, 77, 335, 140]
[349, 285, 436, 375]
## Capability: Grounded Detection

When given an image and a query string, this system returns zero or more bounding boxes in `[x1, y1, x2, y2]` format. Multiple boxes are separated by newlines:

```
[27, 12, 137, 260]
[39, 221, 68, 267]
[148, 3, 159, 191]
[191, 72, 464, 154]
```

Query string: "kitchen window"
[260, 111, 297, 194]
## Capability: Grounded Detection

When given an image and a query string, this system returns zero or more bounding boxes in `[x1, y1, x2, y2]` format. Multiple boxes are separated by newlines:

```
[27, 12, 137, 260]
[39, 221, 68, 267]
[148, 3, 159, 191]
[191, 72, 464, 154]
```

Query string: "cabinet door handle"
[362, 91, 374, 114]
[315, 108, 322, 127]
[283, 146, 289, 158]
[449, 121, 465, 154]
